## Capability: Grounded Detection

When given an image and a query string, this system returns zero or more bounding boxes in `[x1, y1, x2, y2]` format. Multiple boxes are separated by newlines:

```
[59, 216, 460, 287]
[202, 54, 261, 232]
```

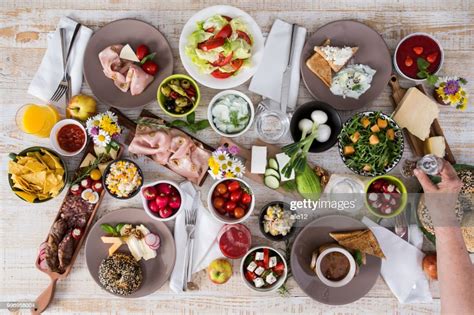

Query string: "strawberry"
[413, 46, 424, 55]
[404, 56, 414, 67]
[427, 52, 438, 63]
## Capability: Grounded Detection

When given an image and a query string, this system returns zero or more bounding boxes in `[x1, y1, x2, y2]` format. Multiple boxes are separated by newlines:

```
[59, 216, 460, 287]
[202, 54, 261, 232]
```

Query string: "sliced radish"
[39, 258, 49, 271]
[145, 233, 161, 249]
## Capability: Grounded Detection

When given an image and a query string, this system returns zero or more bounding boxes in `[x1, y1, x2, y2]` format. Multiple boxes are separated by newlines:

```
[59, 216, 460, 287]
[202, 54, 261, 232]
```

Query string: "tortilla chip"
[14, 191, 37, 203]
[41, 149, 63, 170]
[331, 229, 385, 259]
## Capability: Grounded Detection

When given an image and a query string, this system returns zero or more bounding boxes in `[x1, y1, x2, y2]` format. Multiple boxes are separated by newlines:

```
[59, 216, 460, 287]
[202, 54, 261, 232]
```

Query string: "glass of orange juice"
[16, 104, 60, 138]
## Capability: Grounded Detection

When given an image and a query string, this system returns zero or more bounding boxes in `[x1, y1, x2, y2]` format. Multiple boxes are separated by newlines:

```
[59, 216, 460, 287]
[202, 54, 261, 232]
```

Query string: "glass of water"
[255, 101, 290, 143]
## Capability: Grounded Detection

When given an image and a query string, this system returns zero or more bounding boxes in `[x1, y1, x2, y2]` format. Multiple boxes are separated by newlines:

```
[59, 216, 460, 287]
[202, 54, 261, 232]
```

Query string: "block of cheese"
[251, 146, 267, 174]
[276, 152, 295, 181]
[392, 87, 439, 141]
[424, 136, 446, 157]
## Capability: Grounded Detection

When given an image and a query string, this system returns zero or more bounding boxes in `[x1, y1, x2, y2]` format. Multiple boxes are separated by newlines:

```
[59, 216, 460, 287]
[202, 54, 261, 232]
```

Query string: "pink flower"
[228, 145, 239, 155]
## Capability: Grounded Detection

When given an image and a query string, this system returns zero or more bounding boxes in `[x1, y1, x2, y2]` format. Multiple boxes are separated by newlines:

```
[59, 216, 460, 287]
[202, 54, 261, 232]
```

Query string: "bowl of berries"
[365, 175, 407, 218]
[207, 178, 255, 224]
[141, 180, 183, 221]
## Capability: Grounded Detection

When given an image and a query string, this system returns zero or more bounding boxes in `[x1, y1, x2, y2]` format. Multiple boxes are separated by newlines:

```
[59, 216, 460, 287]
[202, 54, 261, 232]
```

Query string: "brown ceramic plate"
[83, 19, 173, 109]
[291, 215, 381, 305]
[300, 20, 391, 110]
[85, 208, 176, 298]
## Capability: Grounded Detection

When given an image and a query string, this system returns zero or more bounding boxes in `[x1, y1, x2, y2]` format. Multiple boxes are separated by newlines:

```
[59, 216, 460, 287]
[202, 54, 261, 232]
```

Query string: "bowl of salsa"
[50, 119, 87, 156]
[394, 33, 443, 82]
[217, 224, 252, 259]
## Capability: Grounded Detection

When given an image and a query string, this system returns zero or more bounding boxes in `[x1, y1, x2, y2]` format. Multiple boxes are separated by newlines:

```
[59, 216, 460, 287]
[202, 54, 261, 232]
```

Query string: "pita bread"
[306, 53, 332, 87]
[330, 229, 385, 259]
[314, 46, 359, 72]
[329, 230, 366, 242]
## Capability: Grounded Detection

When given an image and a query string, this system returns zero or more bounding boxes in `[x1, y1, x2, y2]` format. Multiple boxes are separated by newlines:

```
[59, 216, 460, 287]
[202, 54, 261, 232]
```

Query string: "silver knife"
[280, 24, 297, 113]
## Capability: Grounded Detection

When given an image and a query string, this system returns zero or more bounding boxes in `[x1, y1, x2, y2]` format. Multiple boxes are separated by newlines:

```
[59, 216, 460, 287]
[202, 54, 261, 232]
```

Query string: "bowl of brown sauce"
[315, 246, 356, 287]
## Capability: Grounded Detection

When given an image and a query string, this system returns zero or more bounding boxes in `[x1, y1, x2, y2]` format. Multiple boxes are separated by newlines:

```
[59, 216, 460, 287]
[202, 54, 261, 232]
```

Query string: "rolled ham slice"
[126, 65, 154, 96]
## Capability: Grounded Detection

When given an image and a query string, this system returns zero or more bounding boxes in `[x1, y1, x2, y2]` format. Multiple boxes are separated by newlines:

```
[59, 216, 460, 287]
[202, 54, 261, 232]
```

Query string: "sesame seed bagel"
[98, 252, 143, 296]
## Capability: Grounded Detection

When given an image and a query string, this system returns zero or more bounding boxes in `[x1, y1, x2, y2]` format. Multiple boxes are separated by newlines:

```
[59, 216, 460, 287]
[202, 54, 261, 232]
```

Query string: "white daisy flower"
[212, 150, 229, 165]
[105, 110, 118, 123]
[86, 114, 103, 134]
[231, 160, 245, 177]
[208, 169, 223, 180]
[93, 130, 111, 147]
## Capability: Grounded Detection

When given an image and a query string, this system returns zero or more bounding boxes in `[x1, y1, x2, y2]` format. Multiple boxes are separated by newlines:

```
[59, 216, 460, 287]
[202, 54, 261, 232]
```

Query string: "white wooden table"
[1, 0, 473, 314]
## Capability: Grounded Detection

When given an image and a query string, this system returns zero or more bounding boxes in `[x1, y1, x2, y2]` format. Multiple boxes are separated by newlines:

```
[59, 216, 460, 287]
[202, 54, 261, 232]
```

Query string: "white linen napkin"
[249, 19, 307, 110]
[28, 17, 92, 102]
[169, 181, 224, 293]
[362, 217, 432, 303]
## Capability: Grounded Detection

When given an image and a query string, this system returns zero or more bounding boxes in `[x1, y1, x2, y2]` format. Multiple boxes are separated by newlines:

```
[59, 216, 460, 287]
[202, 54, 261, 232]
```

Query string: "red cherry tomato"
[227, 180, 241, 192]
[222, 192, 230, 199]
[224, 201, 236, 213]
[237, 30, 252, 45]
[263, 248, 270, 268]
[273, 262, 285, 275]
[230, 59, 244, 71]
[230, 190, 242, 202]
[216, 183, 228, 195]
[234, 207, 245, 219]
[213, 197, 225, 209]
[141, 60, 159, 75]
[136, 44, 150, 60]
[211, 52, 233, 67]
[222, 15, 232, 22]
[427, 52, 438, 63]
[198, 37, 225, 51]
[211, 69, 234, 79]
[241, 192, 252, 205]
[245, 271, 256, 281]
[215, 24, 233, 39]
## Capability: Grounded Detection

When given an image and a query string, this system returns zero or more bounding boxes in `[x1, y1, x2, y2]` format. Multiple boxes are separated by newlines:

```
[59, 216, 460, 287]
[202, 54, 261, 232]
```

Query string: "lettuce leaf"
[230, 39, 251, 59]
[187, 30, 213, 47]
[185, 46, 217, 74]
[203, 15, 228, 31]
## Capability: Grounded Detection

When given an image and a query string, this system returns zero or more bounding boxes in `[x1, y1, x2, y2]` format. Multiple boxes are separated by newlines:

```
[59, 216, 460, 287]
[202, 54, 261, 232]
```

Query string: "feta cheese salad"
[243, 247, 286, 290]
[185, 14, 253, 79]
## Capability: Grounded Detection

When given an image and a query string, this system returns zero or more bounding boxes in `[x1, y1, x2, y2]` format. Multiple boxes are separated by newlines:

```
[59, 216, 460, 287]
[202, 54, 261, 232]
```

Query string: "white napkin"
[362, 217, 432, 303]
[249, 19, 307, 109]
[28, 17, 92, 102]
[169, 181, 224, 293]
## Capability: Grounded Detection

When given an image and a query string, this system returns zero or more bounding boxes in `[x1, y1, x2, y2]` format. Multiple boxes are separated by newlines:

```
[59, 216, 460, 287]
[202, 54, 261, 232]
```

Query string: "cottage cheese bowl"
[208, 90, 254, 137]
[104, 159, 143, 199]
[240, 246, 288, 292]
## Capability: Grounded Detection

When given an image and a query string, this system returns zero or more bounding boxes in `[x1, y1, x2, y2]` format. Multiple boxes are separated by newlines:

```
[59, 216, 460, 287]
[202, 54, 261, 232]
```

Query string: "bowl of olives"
[157, 74, 201, 117]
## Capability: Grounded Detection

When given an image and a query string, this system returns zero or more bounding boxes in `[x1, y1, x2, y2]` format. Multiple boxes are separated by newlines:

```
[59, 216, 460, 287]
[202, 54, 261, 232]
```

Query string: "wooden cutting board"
[388, 75, 456, 164]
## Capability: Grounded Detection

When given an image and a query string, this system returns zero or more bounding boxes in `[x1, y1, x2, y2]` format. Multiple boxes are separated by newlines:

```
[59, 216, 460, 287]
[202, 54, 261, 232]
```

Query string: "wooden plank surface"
[1, 0, 473, 314]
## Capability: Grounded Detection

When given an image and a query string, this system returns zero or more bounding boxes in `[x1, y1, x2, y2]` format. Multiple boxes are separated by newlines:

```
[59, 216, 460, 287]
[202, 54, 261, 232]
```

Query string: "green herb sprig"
[168, 112, 210, 133]
[71, 153, 108, 186]
[416, 57, 439, 86]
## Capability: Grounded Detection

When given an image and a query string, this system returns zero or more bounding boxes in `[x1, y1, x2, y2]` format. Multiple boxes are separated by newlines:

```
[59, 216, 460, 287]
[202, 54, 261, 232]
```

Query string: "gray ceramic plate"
[290, 215, 381, 305]
[85, 208, 176, 298]
[300, 20, 392, 110]
[83, 19, 173, 109]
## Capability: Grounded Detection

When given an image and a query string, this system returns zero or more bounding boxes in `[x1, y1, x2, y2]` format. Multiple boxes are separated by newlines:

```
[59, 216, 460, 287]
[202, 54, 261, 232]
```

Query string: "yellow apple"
[207, 258, 232, 285]
[67, 94, 97, 121]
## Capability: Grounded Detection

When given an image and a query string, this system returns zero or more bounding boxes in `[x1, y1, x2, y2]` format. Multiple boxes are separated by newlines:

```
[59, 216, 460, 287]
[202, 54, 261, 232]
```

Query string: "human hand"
[414, 160, 463, 226]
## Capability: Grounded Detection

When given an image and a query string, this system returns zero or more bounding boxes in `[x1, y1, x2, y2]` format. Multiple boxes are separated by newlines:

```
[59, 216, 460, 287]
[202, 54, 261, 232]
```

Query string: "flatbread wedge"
[330, 229, 385, 259]
[314, 45, 359, 72]
[306, 39, 332, 87]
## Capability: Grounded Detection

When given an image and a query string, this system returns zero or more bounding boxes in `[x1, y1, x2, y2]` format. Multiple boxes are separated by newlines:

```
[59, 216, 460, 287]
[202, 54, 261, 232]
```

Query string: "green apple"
[207, 258, 232, 284]
[67, 94, 97, 121]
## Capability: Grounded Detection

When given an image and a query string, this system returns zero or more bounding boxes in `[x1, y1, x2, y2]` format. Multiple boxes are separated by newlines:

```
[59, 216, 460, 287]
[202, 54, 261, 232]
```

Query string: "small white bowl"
[207, 178, 255, 224]
[240, 246, 288, 292]
[315, 247, 356, 288]
[208, 90, 255, 138]
[141, 180, 184, 222]
[50, 119, 87, 156]
[393, 32, 444, 83]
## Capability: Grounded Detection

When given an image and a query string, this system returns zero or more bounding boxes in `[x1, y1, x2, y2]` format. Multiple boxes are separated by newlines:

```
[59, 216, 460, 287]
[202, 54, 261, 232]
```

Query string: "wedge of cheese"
[392, 87, 439, 141]
[424, 136, 446, 157]
[101, 236, 124, 256]
[119, 44, 140, 62]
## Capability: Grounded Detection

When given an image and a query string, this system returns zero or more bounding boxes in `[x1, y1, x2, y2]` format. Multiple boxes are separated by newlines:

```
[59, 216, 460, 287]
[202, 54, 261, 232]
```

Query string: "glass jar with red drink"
[217, 224, 252, 259]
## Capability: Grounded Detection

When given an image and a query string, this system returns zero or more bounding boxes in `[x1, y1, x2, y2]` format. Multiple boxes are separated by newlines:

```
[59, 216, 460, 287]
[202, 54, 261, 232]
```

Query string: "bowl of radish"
[365, 175, 407, 218]
[141, 180, 183, 222]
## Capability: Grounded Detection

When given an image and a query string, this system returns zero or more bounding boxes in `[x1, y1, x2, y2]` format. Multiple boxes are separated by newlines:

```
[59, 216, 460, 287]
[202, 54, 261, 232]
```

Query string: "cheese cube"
[266, 273, 277, 285]
[255, 252, 264, 261]
[276, 153, 295, 181]
[253, 277, 265, 288]
[254, 266, 265, 276]
[251, 146, 267, 174]
[424, 136, 446, 158]
[246, 261, 257, 272]
[269, 256, 277, 268]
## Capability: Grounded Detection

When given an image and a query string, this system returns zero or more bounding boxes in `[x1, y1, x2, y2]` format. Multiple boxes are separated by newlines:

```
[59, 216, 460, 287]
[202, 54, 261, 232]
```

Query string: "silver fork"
[50, 28, 69, 103]
[183, 191, 199, 291]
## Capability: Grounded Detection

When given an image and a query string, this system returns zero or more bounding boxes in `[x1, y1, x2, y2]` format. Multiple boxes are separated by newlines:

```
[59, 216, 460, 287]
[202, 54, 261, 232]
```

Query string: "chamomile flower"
[231, 160, 245, 177]
[213, 150, 229, 165]
[225, 158, 235, 170]
[208, 167, 223, 180]
[224, 171, 235, 178]
[105, 110, 118, 123]
[86, 114, 103, 134]
[93, 130, 111, 147]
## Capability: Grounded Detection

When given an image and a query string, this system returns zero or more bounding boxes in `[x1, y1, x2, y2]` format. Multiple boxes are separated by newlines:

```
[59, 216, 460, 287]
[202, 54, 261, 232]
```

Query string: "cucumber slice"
[264, 168, 280, 180]
[264, 175, 280, 189]
[268, 158, 279, 171]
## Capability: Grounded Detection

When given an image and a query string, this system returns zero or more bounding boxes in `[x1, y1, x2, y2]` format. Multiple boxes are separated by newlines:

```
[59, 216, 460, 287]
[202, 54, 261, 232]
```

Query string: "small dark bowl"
[8, 146, 68, 203]
[259, 201, 295, 242]
[103, 159, 143, 199]
[290, 101, 342, 153]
